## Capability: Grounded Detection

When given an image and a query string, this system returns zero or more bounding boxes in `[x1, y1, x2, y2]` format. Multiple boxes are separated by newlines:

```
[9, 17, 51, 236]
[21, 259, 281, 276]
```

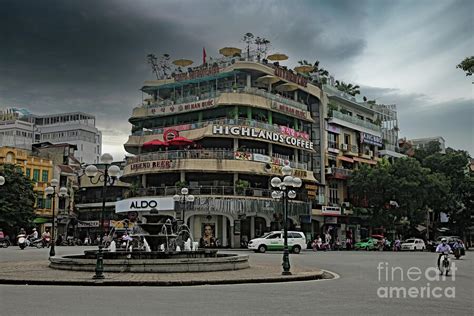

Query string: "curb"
[0, 271, 331, 287]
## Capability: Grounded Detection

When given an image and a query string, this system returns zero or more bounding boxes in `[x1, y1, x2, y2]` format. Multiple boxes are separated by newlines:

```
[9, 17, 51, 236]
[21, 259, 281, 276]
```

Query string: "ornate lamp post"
[271, 164, 302, 275]
[83, 153, 121, 279]
[173, 187, 195, 225]
[45, 179, 68, 257]
[0, 175, 5, 186]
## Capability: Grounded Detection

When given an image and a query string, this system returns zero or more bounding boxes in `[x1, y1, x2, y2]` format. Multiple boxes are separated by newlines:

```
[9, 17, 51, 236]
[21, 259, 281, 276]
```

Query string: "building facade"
[0, 109, 35, 150]
[121, 56, 324, 247]
[33, 112, 102, 164]
[317, 83, 403, 242]
[0, 146, 53, 232]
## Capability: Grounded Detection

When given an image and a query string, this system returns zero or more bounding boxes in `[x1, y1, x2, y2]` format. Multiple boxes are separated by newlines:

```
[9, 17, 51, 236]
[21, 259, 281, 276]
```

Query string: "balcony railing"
[141, 85, 309, 113]
[130, 185, 308, 201]
[329, 167, 353, 178]
[126, 149, 308, 170]
[331, 110, 381, 132]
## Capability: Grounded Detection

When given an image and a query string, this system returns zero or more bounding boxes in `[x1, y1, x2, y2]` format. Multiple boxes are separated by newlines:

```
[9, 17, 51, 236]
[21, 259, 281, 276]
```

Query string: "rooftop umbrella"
[167, 136, 194, 146]
[256, 75, 280, 85]
[143, 139, 169, 148]
[219, 47, 242, 57]
[267, 53, 289, 61]
[172, 59, 194, 67]
[275, 82, 298, 92]
[294, 65, 314, 73]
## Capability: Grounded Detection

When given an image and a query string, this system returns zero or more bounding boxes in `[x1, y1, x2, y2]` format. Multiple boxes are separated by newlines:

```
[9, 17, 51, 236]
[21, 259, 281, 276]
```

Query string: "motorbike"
[17, 234, 27, 249]
[0, 238, 10, 248]
[42, 236, 51, 248]
[28, 236, 45, 248]
[439, 252, 451, 276]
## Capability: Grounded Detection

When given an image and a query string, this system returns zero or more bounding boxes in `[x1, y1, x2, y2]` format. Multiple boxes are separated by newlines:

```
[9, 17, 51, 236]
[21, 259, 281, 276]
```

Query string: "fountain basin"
[49, 250, 249, 273]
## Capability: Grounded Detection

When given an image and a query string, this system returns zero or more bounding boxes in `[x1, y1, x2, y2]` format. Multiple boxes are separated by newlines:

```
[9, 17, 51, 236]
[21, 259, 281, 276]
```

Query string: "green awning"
[33, 217, 50, 224]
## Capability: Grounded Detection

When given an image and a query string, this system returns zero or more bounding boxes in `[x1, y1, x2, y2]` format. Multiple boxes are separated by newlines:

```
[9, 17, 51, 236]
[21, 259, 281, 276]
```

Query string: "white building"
[409, 136, 446, 154]
[0, 108, 102, 164]
[0, 108, 35, 150]
[33, 112, 102, 164]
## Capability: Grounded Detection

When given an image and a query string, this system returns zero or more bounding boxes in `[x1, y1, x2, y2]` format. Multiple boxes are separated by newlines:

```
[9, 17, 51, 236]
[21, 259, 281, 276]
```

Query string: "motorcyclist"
[30, 228, 39, 240]
[42, 229, 51, 247]
[435, 238, 452, 269]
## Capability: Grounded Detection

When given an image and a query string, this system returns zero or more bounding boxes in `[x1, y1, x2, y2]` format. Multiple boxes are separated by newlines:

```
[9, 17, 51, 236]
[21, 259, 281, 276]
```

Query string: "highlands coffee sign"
[213, 125, 314, 150]
[115, 197, 175, 213]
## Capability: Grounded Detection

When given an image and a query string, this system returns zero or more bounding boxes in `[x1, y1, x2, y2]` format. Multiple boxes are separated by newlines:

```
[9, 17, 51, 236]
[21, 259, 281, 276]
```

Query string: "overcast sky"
[0, 0, 472, 158]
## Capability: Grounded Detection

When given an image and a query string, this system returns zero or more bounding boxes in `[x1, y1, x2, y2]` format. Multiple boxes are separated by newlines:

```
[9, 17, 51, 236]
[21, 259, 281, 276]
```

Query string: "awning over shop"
[353, 157, 377, 165]
[33, 217, 50, 224]
[337, 156, 354, 163]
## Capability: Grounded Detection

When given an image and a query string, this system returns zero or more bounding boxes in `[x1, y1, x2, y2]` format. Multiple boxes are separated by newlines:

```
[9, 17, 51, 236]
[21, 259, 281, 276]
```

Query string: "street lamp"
[173, 187, 195, 225]
[45, 179, 68, 257]
[271, 164, 302, 275]
[84, 153, 121, 279]
[0, 175, 5, 186]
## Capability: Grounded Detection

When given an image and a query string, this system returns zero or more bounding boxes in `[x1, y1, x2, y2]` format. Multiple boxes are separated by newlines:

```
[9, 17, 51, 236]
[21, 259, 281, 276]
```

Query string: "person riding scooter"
[41, 229, 51, 248]
[436, 238, 452, 269]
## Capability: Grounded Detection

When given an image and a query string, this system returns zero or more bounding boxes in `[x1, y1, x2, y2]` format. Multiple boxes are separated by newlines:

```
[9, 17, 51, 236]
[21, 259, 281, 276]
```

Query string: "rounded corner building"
[120, 50, 325, 248]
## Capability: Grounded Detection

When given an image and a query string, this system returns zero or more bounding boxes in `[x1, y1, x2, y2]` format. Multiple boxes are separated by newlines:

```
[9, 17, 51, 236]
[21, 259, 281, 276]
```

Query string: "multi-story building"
[0, 109, 102, 164]
[0, 146, 53, 232]
[0, 108, 35, 150]
[121, 54, 324, 247]
[33, 112, 102, 164]
[318, 84, 403, 242]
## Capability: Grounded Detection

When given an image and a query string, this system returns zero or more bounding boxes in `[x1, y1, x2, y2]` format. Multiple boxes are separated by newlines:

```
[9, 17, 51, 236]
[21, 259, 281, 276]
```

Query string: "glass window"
[33, 169, 40, 182]
[25, 168, 31, 179]
[42, 170, 49, 182]
[267, 233, 281, 239]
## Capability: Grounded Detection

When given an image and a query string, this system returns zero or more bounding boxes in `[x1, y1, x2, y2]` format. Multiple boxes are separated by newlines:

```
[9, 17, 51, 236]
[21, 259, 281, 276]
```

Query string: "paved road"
[0, 247, 472, 315]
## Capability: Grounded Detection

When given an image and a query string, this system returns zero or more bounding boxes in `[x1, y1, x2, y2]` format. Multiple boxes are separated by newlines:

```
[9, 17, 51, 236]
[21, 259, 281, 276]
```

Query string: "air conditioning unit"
[341, 144, 348, 151]
[325, 167, 332, 174]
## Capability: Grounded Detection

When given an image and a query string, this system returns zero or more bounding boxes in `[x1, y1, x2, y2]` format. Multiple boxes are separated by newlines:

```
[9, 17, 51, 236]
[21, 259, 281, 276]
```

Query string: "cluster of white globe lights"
[271, 164, 303, 198]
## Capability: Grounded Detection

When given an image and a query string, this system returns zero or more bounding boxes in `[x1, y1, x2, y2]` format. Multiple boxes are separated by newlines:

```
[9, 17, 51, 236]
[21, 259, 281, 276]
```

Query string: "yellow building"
[0, 146, 54, 229]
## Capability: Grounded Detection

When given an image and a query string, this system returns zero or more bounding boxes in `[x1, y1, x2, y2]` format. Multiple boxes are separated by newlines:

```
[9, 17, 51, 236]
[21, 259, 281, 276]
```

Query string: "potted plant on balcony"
[175, 181, 187, 189]
[235, 179, 250, 195]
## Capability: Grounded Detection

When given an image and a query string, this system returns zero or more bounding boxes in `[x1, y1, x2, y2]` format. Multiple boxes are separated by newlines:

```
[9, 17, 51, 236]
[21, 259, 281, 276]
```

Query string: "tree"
[242, 32, 254, 59]
[413, 140, 442, 162]
[420, 148, 472, 238]
[0, 164, 36, 234]
[456, 56, 474, 77]
[335, 80, 360, 96]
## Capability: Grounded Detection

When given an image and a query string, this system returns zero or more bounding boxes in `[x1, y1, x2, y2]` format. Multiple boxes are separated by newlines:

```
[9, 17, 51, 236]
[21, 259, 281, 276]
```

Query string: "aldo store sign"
[115, 197, 175, 213]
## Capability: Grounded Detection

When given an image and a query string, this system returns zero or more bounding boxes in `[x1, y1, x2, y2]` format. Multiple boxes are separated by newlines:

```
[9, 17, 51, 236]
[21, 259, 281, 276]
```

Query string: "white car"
[248, 231, 306, 254]
[401, 238, 426, 251]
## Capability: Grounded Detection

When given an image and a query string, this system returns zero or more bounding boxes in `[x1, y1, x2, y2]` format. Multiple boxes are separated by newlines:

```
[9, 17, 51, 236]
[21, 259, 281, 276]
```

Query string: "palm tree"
[296, 60, 329, 84]
[335, 80, 360, 96]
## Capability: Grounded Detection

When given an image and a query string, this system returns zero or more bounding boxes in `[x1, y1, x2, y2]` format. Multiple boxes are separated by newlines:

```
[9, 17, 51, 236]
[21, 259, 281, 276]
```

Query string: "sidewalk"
[0, 260, 330, 286]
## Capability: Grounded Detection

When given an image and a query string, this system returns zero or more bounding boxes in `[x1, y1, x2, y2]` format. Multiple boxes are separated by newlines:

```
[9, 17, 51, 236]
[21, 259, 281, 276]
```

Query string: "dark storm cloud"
[360, 86, 473, 153]
[0, 0, 471, 155]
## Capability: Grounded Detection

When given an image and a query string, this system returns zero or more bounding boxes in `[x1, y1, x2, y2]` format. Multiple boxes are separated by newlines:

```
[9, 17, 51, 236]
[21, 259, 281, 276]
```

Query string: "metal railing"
[140, 85, 309, 113]
[130, 185, 308, 201]
[330, 167, 353, 177]
[126, 149, 308, 170]
[331, 110, 381, 132]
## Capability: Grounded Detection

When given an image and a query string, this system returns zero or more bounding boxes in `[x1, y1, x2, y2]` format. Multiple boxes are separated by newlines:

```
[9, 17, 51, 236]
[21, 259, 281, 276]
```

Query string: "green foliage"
[174, 181, 187, 189]
[235, 179, 250, 194]
[413, 140, 442, 161]
[456, 56, 474, 76]
[335, 80, 360, 96]
[0, 164, 36, 231]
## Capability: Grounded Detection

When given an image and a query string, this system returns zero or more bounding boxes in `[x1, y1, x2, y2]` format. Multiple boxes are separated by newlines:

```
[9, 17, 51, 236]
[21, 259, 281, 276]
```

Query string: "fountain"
[49, 213, 249, 273]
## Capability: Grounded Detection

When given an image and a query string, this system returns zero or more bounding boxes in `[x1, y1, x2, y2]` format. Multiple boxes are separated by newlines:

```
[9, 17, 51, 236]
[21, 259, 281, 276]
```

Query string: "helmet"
[441, 238, 447, 243]
[33, 228, 37, 231]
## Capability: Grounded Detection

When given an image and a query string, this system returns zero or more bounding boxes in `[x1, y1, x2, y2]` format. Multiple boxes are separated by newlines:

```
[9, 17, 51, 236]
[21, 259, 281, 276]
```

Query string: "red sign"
[279, 126, 309, 140]
[173, 65, 220, 81]
[274, 67, 308, 87]
[272, 102, 307, 118]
